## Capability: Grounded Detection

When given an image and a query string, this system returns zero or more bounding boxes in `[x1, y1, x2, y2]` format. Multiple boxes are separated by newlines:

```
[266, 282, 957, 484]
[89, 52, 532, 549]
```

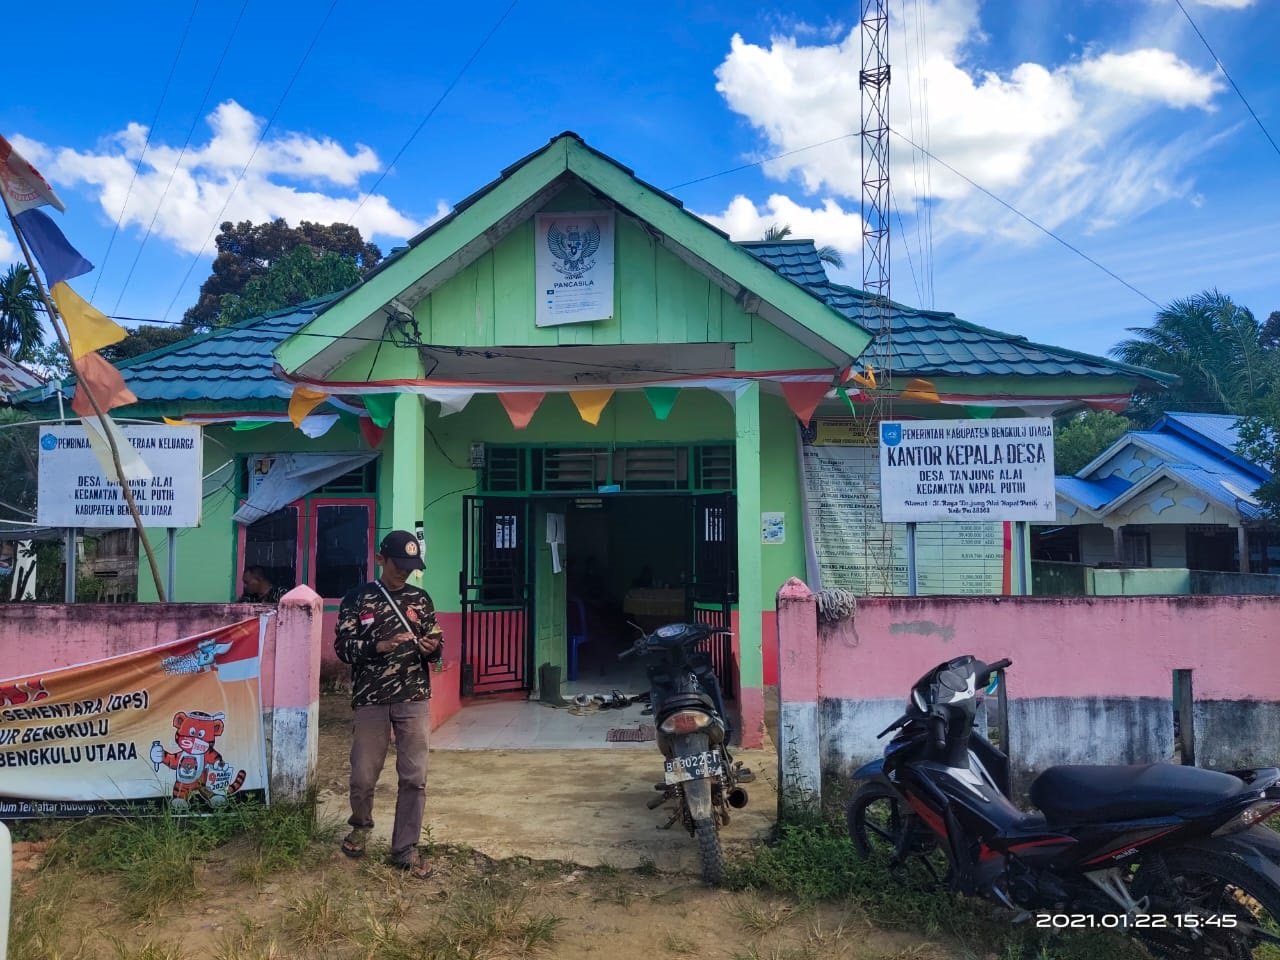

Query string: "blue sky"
[3, 0, 1278, 357]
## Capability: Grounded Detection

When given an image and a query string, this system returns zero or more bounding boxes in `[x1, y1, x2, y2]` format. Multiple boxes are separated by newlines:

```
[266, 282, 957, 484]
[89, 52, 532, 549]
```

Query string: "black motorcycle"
[847, 654, 1280, 958]
[619, 622, 750, 885]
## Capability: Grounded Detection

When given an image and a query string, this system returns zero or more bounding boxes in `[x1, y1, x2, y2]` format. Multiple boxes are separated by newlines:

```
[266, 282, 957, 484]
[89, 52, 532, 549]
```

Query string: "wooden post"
[3, 199, 167, 600]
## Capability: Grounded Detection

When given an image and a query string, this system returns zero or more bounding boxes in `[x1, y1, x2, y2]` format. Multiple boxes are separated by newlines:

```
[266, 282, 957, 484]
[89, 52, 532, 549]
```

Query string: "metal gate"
[460, 496, 533, 696]
[690, 493, 737, 701]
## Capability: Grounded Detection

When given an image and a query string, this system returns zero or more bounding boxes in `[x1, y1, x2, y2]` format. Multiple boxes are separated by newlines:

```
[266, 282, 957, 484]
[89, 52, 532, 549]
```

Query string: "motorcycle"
[847, 654, 1280, 958]
[619, 621, 751, 886]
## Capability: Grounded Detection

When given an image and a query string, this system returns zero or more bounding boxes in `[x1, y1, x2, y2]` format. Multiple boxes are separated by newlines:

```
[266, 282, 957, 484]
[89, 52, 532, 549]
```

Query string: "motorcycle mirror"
[985, 675, 1000, 696]
[627, 620, 644, 636]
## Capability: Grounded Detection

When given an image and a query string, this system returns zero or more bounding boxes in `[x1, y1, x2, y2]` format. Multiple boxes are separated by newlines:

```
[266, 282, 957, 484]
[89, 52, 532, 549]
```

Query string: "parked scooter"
[848, 655, 1280, 958]
[619, 622, 751, 885]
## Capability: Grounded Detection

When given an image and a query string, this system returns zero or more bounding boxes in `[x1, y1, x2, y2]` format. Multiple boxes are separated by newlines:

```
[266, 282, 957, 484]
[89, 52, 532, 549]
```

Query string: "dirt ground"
[5, 692, 968, 960]
[316, 694, 779, 872]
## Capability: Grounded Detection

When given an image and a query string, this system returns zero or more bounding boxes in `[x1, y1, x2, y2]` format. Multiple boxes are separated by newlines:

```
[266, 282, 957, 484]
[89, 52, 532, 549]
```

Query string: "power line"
[347, 0, 521, 226]
[1174, 0, 1280, 161]
[162, 0, 341, 323]
[91, 0, 202, 301]
[666, 132, 858, 191]
[888, 127, 1164, 310]
[113, 0, 251, 316]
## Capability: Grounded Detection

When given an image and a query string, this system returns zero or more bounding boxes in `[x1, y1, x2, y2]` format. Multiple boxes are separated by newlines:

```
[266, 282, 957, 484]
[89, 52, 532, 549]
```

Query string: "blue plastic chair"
[567, 596, 591, 681]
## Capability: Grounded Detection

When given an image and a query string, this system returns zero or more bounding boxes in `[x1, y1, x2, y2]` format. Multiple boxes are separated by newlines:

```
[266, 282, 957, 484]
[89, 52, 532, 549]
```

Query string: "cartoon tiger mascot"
[150, 710, 246, 810]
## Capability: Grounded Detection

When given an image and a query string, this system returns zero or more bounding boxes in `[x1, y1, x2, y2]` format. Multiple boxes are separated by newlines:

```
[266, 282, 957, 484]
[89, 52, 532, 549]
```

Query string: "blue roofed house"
[1038, 412, 1278, 581]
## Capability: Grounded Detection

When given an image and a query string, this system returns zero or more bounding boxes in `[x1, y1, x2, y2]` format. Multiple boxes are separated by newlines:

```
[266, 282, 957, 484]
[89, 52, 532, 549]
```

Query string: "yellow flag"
[289, 385, 329, 428]
[850, 365, 877, 391]
[51, 282, 126, 359]
[569, 388, 614, 426]
[900, 378, 940, 403]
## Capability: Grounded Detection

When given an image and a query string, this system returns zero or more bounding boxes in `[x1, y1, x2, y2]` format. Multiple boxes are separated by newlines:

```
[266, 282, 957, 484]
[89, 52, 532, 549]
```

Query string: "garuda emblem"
[546, 220, 601, 279]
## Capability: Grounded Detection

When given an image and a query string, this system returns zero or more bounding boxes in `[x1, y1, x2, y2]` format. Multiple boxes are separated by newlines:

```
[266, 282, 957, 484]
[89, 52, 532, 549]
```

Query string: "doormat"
[606, 724, 656, 743]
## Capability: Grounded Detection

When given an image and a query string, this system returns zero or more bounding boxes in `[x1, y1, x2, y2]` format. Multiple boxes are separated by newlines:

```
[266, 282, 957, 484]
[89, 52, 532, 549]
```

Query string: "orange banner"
[0, 619, 268, 818]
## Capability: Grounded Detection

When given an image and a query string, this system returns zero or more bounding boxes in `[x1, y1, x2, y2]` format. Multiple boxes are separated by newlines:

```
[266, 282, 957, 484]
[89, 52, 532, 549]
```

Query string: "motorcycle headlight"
[659, 710, 713, 735]
[1212, 801, 1280, 837]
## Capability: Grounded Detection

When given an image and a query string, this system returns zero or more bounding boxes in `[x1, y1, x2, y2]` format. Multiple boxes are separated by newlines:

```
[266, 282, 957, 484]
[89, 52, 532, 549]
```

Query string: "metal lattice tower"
[860, 0, 895, 595]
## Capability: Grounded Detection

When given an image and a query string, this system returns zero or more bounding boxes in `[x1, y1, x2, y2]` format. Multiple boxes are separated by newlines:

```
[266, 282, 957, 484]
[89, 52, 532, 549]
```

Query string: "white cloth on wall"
[233, 452, 377, 525]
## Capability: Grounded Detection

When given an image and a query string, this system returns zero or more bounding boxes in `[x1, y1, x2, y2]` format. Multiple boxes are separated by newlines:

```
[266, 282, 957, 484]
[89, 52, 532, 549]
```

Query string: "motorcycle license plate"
[664, 750, 724, 785]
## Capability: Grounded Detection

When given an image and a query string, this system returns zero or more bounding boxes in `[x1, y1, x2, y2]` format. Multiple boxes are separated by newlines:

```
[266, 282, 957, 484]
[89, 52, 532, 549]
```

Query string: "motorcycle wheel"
[1136, 845, 1280, 959]
[847, 781, 950, 890]
[694, 818, 725, 887]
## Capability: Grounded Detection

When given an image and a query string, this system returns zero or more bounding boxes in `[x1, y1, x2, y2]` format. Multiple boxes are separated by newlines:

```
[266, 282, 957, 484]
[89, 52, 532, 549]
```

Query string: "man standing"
[334, 529, 442, 878]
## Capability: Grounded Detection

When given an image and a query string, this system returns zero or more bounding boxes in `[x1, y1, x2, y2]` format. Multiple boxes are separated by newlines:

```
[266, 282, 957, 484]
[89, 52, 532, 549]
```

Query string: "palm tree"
[760, 223, 845, 270]
[1110, 289, 1269, 420]
[0, 263, 43, 361]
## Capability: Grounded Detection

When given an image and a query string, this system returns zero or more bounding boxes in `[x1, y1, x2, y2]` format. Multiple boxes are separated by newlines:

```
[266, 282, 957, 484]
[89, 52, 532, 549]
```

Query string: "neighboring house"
[15, 133, 1171, 745]
[1040, 412, 1277, 574]
[0, 354, 41, 404]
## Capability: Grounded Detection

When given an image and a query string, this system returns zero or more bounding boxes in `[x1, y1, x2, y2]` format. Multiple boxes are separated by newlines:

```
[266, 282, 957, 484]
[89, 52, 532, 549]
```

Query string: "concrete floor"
[432, 696, 655, 750]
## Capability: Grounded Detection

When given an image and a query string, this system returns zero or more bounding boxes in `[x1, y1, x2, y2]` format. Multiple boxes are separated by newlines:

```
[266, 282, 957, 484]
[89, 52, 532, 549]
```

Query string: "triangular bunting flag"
[436, 392, 475, 417]
[300, 414, 339, 439]
[643, 387, 680, 421]
[288, 384, 328, 428]
[899, 378, 940, 403]
[163, 417, 191, 426]
[497, 392, 546, 430]
[359, 416, 385, 448]
[70, 351, 136, 417]
[231, 420, 272, 432]
[569, 388, 614, 426]
[965, 405, 997, 419]
[836, 385, 857, 414]
[51, 282, 125, 358]
[849, 366, 877, 391]
[780, 381, 832, 425]
[81, 413, 151, 485]
[14, 209, 93, 286]
[363, 393, 397, 429]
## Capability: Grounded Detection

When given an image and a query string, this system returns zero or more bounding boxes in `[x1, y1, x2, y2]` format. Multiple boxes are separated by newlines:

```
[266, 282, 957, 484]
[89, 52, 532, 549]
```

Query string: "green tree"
[0, 263, 43, 361]
[184, 219, 381, 329]
[761, 223, 845, 270]
[1110, 290, 1270, 421]
[1053, 410, 1133, 475]
[218, 246, 362, 326]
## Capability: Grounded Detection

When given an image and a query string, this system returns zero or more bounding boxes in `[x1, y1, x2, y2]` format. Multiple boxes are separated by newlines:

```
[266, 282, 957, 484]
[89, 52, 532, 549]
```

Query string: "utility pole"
[860, 0, 902, 595]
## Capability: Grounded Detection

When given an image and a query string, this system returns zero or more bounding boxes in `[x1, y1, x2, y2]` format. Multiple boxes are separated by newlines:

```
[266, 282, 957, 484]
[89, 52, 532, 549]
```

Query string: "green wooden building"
[20, 133, 1170, 746]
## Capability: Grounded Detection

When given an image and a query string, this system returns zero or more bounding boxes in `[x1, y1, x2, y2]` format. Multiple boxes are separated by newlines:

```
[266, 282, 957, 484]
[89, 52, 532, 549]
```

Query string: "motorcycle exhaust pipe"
[727, 787, 749, 809]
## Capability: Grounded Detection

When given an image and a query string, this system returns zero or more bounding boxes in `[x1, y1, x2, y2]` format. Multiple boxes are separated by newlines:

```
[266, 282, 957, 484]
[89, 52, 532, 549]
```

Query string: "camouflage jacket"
[334, 581, 443, 707]
[239, 585, 287, 604]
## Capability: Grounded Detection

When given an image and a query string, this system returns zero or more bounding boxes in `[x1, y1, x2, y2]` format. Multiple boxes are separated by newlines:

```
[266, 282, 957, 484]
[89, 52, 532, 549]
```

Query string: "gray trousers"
[348, 699, 430, 861]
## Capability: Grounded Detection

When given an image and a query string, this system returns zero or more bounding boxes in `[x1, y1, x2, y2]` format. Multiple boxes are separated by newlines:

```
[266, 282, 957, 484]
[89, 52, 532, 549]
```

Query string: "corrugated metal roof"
[1156, 412, 1243, 457]
[747, 241, 1176, 384]
[1057, 475, 1131, 510]
[1103, 431, 1269, 520]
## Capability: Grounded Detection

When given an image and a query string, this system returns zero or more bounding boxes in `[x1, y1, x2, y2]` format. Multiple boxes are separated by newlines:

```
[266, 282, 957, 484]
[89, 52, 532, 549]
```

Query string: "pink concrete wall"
[0, 602, 286, 707]
[802, 594, 1280, 703]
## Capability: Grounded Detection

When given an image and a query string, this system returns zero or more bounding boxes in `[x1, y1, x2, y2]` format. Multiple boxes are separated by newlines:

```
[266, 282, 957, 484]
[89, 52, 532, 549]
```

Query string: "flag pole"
[3, 198, 168, 601]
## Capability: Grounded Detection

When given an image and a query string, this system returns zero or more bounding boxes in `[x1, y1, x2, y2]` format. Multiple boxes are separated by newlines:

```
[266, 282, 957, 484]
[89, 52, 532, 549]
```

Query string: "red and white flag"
[0, 134, 65, 215]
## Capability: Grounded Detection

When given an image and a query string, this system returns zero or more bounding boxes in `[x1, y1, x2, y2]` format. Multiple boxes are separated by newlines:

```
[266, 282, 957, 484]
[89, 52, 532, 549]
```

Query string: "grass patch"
[39, 796, 333, 916]
[423, 879, 564, 958]
[728, 818, 1145, 960]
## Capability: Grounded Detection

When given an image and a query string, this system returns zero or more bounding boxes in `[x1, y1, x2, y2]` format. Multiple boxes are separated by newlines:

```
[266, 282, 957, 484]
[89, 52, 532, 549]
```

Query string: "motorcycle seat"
[1030, 763, 1245, 823]
[657, 691, 717, 717]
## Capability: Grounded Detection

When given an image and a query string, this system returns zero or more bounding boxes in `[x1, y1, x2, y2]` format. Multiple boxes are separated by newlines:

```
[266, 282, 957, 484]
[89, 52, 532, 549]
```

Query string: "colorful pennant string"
[497, 392, 546, 430]
[288, 384, 329, 428]
[643, 387, 680, 421]
[569, 388, 614, 426]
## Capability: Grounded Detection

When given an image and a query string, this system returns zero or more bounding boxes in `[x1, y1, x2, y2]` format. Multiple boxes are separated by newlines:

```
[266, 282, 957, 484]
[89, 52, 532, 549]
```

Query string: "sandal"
[392, 851, 435, 880]
[341, 829, 369, 859]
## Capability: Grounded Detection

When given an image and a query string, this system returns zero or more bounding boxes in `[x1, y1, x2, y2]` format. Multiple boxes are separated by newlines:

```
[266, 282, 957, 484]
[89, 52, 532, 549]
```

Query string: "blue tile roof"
[19, 298, 335, 409]
[747, 241, 1176, 384]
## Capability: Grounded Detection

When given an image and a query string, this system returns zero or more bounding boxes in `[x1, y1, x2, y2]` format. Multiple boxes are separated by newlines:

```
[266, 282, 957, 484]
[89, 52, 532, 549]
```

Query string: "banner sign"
[535, 210, 615, 327]
[37, 424, 202, 528]
[0, 619, 268, 818]
[800, 422, 1010, 595]
[879, 417, 1056, 523]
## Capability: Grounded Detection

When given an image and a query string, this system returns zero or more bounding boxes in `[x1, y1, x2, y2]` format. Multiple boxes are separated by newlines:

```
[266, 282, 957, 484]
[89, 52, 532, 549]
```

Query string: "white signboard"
[38, 425, 202, 528]
[535, 210, 615, 327]
[879, 417, 1056, 523]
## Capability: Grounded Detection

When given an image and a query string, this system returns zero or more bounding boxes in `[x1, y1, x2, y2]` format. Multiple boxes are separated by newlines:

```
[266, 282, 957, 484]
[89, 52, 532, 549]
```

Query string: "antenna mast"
[860, 0, 895, 595]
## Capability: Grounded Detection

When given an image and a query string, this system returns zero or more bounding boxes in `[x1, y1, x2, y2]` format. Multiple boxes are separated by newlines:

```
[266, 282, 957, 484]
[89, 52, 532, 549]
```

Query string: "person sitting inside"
[240, 565, 287, 604]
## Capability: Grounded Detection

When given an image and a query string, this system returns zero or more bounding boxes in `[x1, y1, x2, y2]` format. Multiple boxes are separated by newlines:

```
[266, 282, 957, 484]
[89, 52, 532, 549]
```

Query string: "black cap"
[379, 530, 425, 571]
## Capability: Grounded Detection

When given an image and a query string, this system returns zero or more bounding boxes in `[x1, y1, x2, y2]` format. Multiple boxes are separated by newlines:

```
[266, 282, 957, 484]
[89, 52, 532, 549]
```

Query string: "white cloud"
[697, 194, 864, 256]
[1075, 49, 1222, 109]
[710, 0, 1226, 252]
[1191, 0, 1255, 8]
[0, 233, 14, 262]
[13, 101, 430, 257]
